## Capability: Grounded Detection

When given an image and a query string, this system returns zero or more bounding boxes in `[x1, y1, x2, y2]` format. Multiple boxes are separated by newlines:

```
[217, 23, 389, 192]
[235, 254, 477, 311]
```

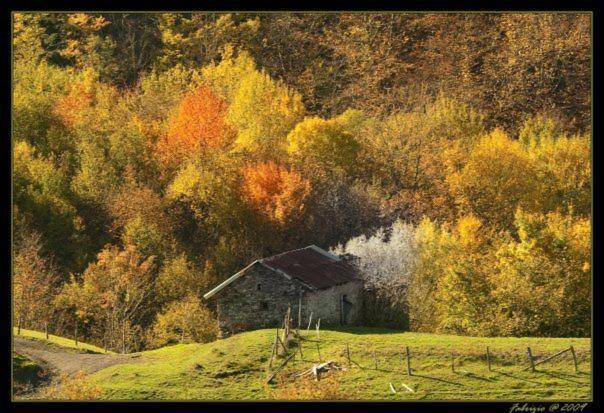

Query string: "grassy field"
[88, 327, 591, 401]
[13, 328, 113, 354]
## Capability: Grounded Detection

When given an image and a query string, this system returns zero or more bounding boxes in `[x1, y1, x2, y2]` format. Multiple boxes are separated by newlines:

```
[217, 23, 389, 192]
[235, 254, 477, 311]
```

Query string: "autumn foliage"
[160, 86, 233, 166]
[241, 161, 311, 224]
[53, 76, 95, 129]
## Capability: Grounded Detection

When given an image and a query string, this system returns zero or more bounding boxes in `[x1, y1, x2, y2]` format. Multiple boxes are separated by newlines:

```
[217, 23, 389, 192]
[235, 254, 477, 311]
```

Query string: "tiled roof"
[261, 245, 359, 289]
[203, 245, 359, 299]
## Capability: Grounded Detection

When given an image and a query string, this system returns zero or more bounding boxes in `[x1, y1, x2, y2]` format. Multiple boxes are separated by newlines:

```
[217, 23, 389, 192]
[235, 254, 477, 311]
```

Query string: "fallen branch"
[400, 382, 415, 393]
[266, 352, 296, 384]
[523, 347, 572, 370]
[293, 360, 345, 381]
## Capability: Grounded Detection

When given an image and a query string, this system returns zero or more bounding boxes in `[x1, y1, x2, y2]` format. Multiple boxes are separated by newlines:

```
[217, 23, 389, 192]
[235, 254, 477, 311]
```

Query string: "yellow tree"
[286, 116, 360, 175]
[447, 129, 542, 230]
[202, 49, 305, 157]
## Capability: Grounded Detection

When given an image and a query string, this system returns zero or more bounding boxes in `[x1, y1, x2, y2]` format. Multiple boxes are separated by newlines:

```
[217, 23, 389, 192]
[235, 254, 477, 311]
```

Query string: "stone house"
[203, 245, 363, 337]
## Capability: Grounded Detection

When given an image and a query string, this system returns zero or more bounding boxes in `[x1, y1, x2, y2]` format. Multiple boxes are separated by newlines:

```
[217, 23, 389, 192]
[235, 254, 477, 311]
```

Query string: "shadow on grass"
[495, 370, 543, 385]
[536, 370, 589, 385]
[454, 370, 494, 382]
[326, 327, 404, 335]
[412, 373, 464, 386]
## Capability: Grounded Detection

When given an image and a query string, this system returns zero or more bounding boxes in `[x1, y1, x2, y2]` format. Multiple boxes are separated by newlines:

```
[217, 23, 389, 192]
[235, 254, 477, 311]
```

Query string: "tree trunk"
[122, 323, 126, 354]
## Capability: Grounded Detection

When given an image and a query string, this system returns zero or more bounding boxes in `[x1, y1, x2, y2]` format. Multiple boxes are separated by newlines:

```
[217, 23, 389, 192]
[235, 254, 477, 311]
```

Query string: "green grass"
[13, 328, 113, 354]
[88, 328, 592, 401]
[13, 352, 47, 394]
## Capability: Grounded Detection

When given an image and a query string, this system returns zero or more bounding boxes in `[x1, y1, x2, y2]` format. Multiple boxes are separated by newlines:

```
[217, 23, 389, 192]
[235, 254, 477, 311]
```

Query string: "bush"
[44, 371, 103, 400]
[267, 373, 354, 400]
[149, 294, 219, 347]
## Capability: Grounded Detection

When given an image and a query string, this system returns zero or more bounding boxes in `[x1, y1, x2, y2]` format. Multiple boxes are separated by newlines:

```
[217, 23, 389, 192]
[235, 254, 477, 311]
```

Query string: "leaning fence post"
[486, 346, 492, 372]
[306, 312, 313, 335]
[570, 346, 579, 373]
[405, 346, 412, 375]
[316, 318, 321, 340]
[269, 329, 279, 369]
[527, 347, 536, 372]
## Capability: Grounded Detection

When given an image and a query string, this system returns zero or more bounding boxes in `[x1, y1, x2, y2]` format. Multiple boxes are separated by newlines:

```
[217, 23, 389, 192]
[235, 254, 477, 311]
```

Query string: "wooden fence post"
[316, 318, 321, 340]
[298, 333, 303, 359]
[570, 346, 579, 373]
[451, 352, 455, 373]
[527, 347, 536, 372]
[405, 346, 412, 375]
[306, 312, 313, 334]
[269, 329, 279, 369]
[298, 294, 302, 329]
[486, 346, 492, 372]
[316, 342, 322, 362]
[346, 343, 351, 368]
[122, 323, 126, 354]
[373, 351, 378, 370]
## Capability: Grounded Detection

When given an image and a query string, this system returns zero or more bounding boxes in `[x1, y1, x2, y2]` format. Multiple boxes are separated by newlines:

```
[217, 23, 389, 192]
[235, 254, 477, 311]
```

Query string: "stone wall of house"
[212, 262, 364, 337]
[213, 263, 309, 337]
[305, 280, 363, 326]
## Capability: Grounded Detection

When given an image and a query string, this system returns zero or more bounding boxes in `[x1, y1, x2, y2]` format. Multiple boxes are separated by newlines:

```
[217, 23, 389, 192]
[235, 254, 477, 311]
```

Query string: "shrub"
[149, 294, 219, 347]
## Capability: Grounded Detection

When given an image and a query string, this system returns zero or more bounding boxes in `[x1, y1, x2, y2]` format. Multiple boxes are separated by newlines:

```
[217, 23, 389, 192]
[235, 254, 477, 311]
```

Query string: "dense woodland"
[13, 13, 591, 352]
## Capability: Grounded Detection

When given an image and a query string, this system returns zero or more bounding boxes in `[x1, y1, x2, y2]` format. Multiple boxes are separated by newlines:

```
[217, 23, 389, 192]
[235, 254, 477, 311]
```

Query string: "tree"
[447, 129, 542, 230]
[56, 245, 157, 352]
[158, 86, 234, 169]
[240, 161, 311, 225]
[490, 210, 590, 336]
[149, 293, 218, 347]
[154, 254, 212, 305]
[13, 228, 59, 335]
[332, 220, 416, 327]
[286, 115, 360, 175]
[202, 49, 305, 157]
[406, 218, 455, 332]
[13, 140, 80, 269]
[433, 215, 497, 336]
[361, 95, 485, 223]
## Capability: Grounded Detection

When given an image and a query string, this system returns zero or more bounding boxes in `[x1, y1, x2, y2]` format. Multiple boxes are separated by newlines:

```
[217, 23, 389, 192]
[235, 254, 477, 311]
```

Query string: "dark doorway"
[341, 294, 353, 325]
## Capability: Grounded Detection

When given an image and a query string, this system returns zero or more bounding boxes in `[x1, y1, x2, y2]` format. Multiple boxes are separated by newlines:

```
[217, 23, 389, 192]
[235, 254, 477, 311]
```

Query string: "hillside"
[85, 328, 591, 401]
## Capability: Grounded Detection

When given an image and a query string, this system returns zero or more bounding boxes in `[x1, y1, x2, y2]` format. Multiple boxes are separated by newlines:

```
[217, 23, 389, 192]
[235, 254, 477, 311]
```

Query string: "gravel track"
[14, 336, 144, 377]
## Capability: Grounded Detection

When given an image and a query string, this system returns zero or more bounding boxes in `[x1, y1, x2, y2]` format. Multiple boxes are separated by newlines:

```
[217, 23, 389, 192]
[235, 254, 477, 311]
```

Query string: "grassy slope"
[13, 328, 113, 354]
[13, 352, 45, 386]
[90, 327, 592, 401]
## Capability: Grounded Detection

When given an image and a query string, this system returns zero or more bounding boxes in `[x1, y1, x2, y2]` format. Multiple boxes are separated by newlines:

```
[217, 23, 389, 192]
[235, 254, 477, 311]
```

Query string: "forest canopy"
[12, 12, 591, 351]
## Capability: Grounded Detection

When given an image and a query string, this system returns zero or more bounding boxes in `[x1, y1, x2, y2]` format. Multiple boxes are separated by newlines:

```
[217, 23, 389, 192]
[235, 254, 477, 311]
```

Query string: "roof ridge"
[259, 245, 324, 263]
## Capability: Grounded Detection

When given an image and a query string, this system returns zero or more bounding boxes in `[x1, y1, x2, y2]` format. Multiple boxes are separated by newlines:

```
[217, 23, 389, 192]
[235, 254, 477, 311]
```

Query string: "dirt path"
[14, 336, 144, 376]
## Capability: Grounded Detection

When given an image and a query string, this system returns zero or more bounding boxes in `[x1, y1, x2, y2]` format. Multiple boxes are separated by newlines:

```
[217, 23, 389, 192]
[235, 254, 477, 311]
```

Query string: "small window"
[257, 283, 262, 291]
[260, 301, 268, 310]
